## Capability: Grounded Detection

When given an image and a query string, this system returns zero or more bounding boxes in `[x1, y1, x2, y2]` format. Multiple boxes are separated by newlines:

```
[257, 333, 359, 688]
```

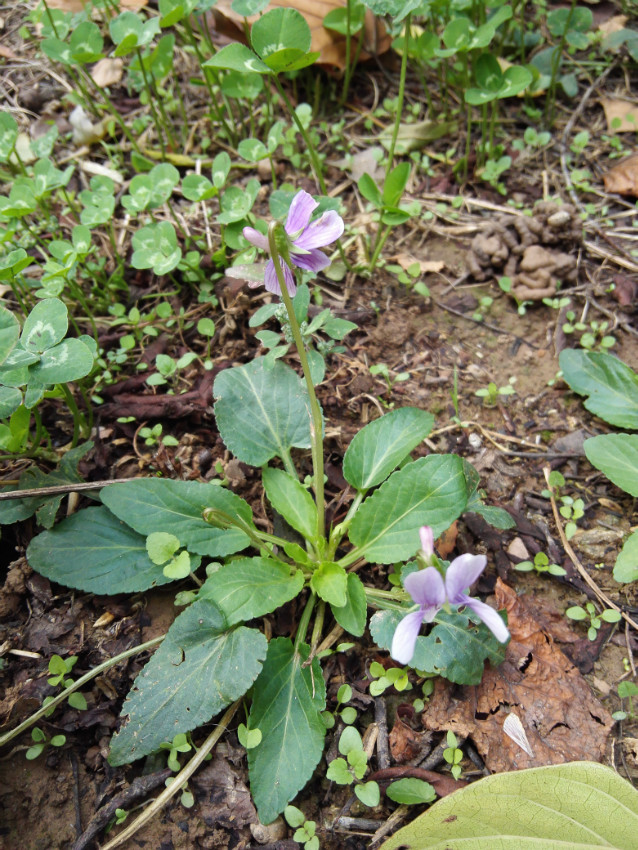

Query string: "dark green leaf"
[343, 407, 434, 490]
[199, 556, 304, 625]
[214, 357, 316, 466]
[348, 455, 467, 563]
[101, 479, 253, 558]
[584, 434, 638, 497]
[331, 573, 367, 637]
[109, 599, 267, 764]
[27, 506, 172, 593]
[559, 350, 638, 429]
[248, 638, 326, 823]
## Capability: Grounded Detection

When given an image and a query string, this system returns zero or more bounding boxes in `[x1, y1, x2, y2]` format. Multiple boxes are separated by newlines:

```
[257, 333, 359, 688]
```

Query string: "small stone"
[507, 537, 529, 560]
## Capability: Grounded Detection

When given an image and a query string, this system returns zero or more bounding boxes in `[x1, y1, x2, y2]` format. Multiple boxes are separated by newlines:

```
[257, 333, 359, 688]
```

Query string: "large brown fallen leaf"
[421, 579, 614, 773]
[603, 153, 638, 196]
[211, 0, 391, 70]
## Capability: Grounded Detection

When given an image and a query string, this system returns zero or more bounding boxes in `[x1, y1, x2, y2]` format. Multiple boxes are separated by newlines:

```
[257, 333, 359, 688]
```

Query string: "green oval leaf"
[262, 467, 318, 541]
[101, 479, 253, 558]
[584, 434, 638, 497]
[200, 556, 304, 625]
[21, 298, 68, 354]
[343, 407, 434, 490]
[614, 530, 638, 584]
[27, 506, 172, 593]
[251, 8, 311, 59]
[348, 455, 466, 563]
[331, 573, 367, 637]
[248, 638, 326, 823]
[559, 350, 638, 429]
[214, 357, 316, 466]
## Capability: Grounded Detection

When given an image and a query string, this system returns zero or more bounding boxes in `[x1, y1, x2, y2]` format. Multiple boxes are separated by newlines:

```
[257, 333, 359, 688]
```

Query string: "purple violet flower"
[391, 526, 510, 665]
[227, 190, 344, 297]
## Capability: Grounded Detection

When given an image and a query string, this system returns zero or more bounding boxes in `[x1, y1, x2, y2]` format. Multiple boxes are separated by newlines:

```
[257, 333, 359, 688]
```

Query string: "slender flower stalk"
[268, 223, 326, 540]
[391, 526, 510, 665]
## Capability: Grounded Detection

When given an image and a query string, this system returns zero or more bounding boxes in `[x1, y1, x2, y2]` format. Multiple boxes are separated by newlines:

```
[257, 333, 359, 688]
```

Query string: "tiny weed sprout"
[566, 602, 622, 641]
[515, 552, 566, 577]
[443, 730, 464, 780]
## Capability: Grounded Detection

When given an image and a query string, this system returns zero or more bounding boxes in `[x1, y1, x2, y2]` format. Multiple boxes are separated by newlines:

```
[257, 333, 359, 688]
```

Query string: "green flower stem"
[202, 507, 292, 563]
[364, 586, 406, 612]
[59, 383, 88, 446]
[273, 77, 326, 194]
[294, 590, 316, 652]
[268, 223, 325, 541]
[309, 599, 325, 656]
[327, 490, 365, 557]
[368, 224, 392, 274]
[384, 13, 411, 180]
[135, 47, 169, 156]
[0, 635, 164, 749]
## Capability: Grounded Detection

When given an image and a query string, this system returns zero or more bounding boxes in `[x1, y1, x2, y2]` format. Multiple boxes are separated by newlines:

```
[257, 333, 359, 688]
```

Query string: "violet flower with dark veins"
[391, 526, 510, 665]
[227, 189, 344, 296]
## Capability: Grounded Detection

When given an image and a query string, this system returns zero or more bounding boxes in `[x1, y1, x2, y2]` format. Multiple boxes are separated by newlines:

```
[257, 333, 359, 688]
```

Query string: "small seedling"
[138, 423, 179, 447]
[44, 654, 87, 712]
[26, 726, 66, 760]
[285, 805, 320, 850]
[475, 377, 516, 407]
[542, 472, 584, 540]
[369, 363, 410, 393]
[515, 551, 566, 577]
[443, 730, 463, 780]
[369, 661, 411, 695]
[612, 681, 638, 721]
[325, 726, 380, 807]
[472, 295, 494, 322]
[566, 601, 621, 641]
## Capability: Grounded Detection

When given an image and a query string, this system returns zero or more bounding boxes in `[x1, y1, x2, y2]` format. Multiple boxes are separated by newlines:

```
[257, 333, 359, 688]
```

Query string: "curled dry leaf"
[421, 579, 614, 773]
[603, 153, 638, 196]
[211, 0, 391, 70]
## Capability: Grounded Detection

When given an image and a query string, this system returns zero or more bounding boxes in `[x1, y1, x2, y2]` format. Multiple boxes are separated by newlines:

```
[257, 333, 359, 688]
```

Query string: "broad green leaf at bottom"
[248, 638, 326, 823]
[109, 599, 267, 765]
[379, 761, 638, 850]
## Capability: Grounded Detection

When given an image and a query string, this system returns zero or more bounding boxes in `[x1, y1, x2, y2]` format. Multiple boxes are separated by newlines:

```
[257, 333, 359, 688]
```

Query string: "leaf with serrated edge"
[343, 407, 434, 491]
[214, 358, 315, 466]
[27, 506, 172, 593]
[109, 599, 267, 765]
[379, 761, 638, 850]
[331, 573, 367, 637]
[348, 455, 466, 564]
[199, 557, 304, 625]
[101, 479, 253, 558]
[248, 638, 326, 823]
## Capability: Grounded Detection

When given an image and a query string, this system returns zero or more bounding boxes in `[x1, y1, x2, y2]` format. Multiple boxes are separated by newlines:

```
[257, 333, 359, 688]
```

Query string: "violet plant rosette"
[391, 526, 510, 665]
[227, 189, 344, 296]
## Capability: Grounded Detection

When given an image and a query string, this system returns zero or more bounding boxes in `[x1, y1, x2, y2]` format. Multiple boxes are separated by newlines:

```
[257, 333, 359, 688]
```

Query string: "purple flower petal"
[291, 247, 330, 273]
[243, 226, 268, 251]
[419, 526, 434, 557]
[285, 190, 317, 235]
[391, 609, 425, 665]
[293, 210, 344, 251]
[462, 596, 510, 643]
[264, 258, 296, 296]
[445, 554, 487, 604]
[404, 567, 446, 609]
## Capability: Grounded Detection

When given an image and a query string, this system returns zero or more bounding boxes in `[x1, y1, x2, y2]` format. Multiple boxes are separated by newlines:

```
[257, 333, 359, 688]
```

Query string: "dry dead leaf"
[601, 97, 638, 133]
[389, 707, 428, 763]
[0, 45, 18, 60]
[395, 253, 445, 274]
[435, 521, 458, 559]
[91, 57, 124, 88]
[603, 153, 638, 196]
[211, 0, 391, 70]
[421, 579, 613, 773]
[598, 13, 627, 38]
